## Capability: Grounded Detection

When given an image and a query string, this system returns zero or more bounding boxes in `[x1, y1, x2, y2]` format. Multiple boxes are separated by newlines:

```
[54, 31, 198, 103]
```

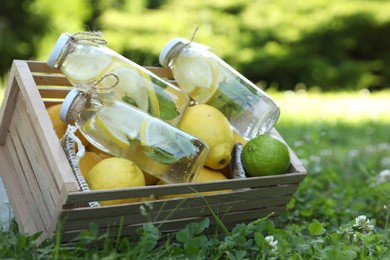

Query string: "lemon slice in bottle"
[173, 53, 220, 103]
[111, 66, 150, 112]
[62, 53, 114, 83]
[95, 106, 141, 149]
[136, 68, 160, 118]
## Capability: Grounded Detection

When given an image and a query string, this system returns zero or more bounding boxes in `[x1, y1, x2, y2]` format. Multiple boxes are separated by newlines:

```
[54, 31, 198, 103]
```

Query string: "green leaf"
[175, 218, 209, 243]
[188, 218, 209, 236]
[153, 83, 180, 121]
[176, 228, 190, 243]
[121, 94, 137, 107]
[211, 78, 259, 120]
[309, 221, 326, 236]
[144, 148, 179, 165]
[254, 232, 265, 249]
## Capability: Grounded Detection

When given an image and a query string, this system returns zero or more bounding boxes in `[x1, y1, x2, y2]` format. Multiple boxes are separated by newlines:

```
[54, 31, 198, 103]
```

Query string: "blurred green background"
[1, 0, 390, 91]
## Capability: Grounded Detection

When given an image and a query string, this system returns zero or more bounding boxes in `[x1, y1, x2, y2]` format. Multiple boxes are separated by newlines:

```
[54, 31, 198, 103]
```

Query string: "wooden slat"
[144, 66, 173, 78]
[61, 184, 297, 221]
[38, 88, 71, 99]
[64, 173, 305, 205]
[33, 75, 71, 86]
[43, 101, 64, 108]
[27, 60, 173, 79]
[27, 60, 61, 74]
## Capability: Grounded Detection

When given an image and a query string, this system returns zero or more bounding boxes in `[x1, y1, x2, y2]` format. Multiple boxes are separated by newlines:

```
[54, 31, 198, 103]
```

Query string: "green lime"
[241, 134, 290, 176]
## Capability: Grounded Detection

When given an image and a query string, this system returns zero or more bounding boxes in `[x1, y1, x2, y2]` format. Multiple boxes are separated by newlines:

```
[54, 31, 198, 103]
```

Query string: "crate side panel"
[8, 120, 51, 232]
[0, 145, 38, 235]
[60, 206, 285, 243]
[13, 95, 59, 216]
[60, 185, 297, 231]
[61, 195, 291, 232]
[13, 60, 79, 193]
[4, 131, 47, 234]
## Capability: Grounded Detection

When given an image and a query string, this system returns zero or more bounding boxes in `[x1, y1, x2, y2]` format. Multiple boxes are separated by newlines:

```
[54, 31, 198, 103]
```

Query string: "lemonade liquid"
[48, 32, 190, 126]
[159, 37, 280, 139]
[61, 89, 208, 184]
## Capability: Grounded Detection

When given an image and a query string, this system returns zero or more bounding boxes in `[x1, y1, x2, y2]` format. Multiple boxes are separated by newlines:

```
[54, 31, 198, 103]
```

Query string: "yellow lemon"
[47, 103, 89, 147]
[241, 134, 290, 176]
[158, 166, 231, 199]
[143, 172, 160, 186]
[178, 104, 234, 170]
[78, 151, 109, 180]
[233, 131, 248, 146]
[86, 157, 146, 206]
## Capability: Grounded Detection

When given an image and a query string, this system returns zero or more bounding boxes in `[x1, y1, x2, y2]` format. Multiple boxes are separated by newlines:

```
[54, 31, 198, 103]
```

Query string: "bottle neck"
[65, 92, 92, 125]
[57, 32, 108, 69]
[165, 41, 187, 68]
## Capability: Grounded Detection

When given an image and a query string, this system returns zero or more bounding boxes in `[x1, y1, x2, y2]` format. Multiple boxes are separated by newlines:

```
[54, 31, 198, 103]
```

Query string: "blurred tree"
[0, 0, 48, 76]
[1, 0, 390, 91]
[96, 0, 390, 91]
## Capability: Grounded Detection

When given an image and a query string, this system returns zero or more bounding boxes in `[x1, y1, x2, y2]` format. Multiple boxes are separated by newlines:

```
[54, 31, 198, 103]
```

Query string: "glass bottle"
[47, 32, 190, 126]
[159, 37, 280, 140]
[60, 89, 208, 184]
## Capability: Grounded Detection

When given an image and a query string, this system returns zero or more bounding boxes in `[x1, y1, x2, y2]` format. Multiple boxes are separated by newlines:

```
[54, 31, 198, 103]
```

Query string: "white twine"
[62, 125, 100, 208]
[66, 125, 85, 164]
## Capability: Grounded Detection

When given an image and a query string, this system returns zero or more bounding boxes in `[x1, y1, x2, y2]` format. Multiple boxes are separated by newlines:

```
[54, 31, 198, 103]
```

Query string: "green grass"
[0, 89, 389, 258]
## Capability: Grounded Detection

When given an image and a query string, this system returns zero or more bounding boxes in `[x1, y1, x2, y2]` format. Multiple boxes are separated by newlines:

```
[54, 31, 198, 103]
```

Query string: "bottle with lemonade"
[60, 89, 208, 184]
[47, 32, 189, 126]
[159, 37, 280, 140]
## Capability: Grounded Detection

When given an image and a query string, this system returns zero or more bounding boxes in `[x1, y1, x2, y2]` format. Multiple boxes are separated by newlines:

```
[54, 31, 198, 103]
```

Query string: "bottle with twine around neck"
[60, 89, 209, 184]
[47, 31, 190, 126]
[159, 36, 281, 139]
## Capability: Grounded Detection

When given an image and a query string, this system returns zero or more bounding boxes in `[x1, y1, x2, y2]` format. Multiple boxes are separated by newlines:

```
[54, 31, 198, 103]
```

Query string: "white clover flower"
[309, 155, 321, 162]
[380, 157, 390, 168]
[265, 235, 278, 250]
[140, 205, 147, 217]
[293, 140, 304, 147]
[348, 149, 359, 158]
[319, 149, 332, 156]
[377, 169, 390, 184]
[353, 215, 374, 233]
[364, 145, 376, 153]
[378, 143, 390, 151]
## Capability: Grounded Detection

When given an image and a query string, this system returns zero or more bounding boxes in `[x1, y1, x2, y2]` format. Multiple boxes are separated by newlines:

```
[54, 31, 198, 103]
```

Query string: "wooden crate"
[0, 60, 306, 243]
